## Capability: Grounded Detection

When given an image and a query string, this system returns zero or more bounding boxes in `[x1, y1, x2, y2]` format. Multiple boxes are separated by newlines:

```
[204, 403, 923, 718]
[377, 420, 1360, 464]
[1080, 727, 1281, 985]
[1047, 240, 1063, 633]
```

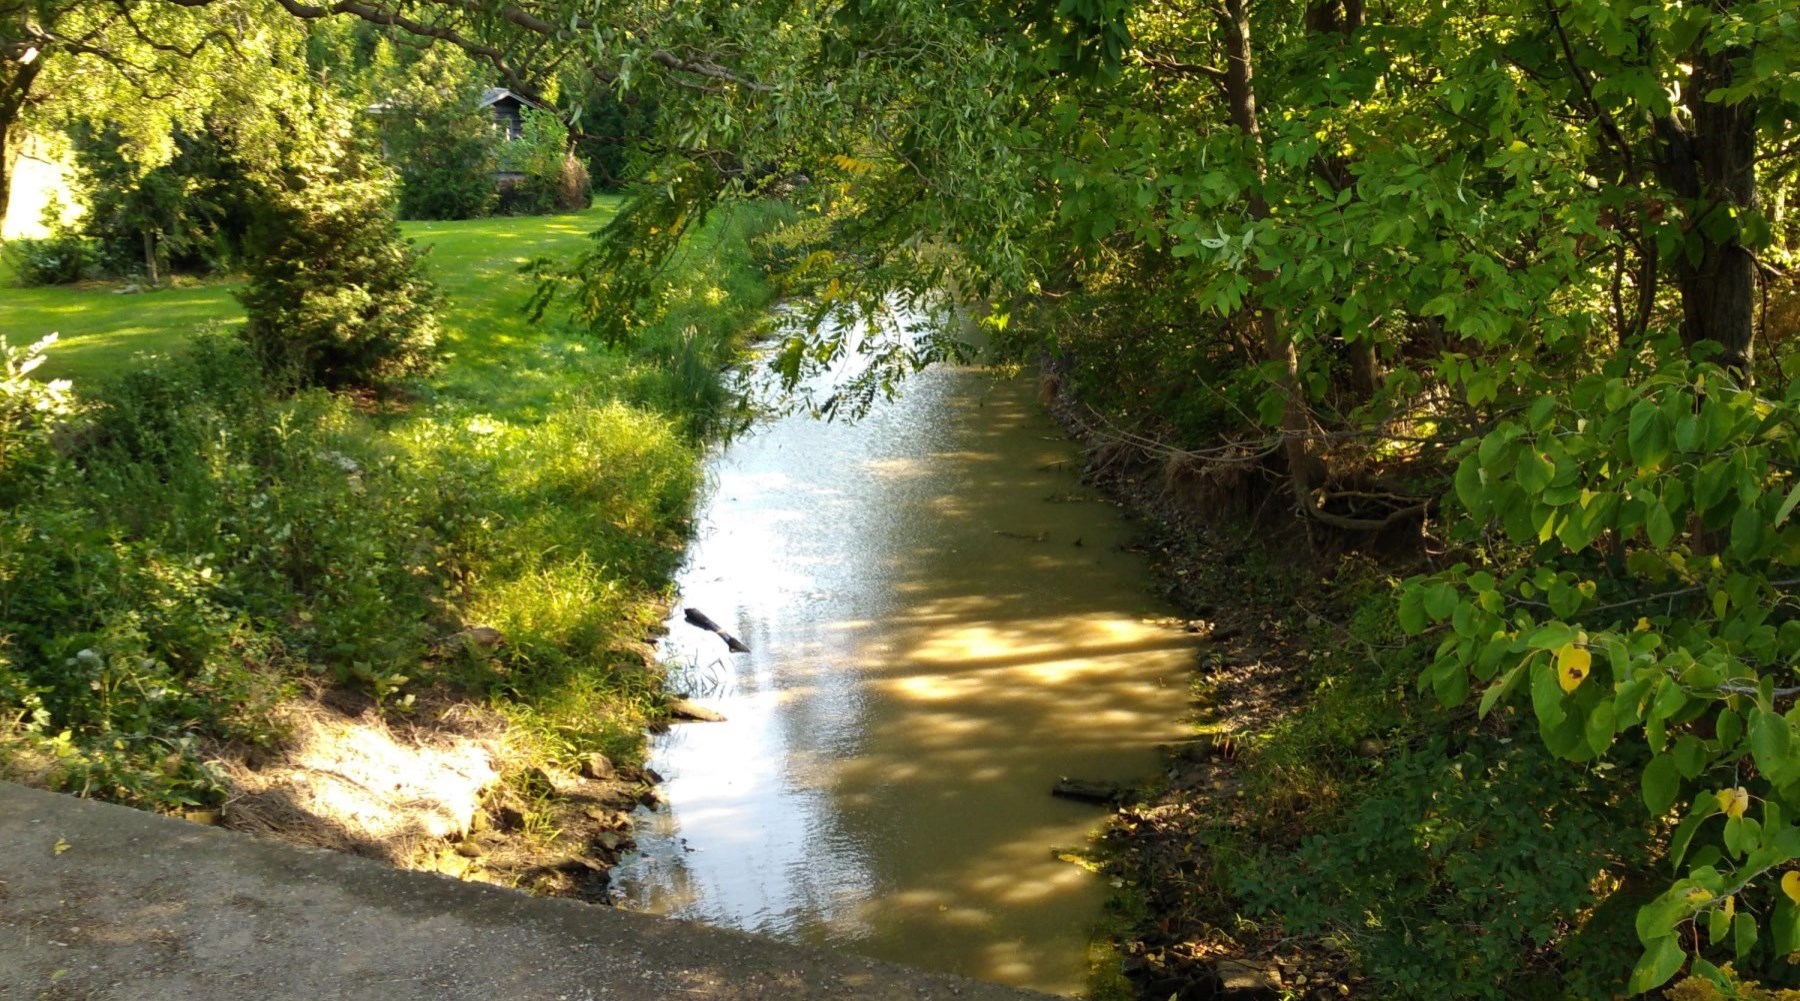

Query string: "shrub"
[2, 232, 93, 286]
[380, 47, 499, 221]
[0, 334, 75, 495]
[237, 94, 441, 389]
[68, 121, 257, 280]
[497, 109, 581, 215]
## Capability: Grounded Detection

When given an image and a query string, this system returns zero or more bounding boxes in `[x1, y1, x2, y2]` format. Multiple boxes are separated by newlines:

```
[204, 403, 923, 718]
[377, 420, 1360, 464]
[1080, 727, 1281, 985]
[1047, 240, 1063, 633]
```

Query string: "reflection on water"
[610, 359, 1192, 996]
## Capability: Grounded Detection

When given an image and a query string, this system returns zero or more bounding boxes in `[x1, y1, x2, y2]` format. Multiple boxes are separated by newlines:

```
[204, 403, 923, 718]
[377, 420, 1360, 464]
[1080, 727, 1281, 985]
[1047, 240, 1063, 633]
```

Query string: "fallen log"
[1051, 778, 1123, 805]
[682, 607, 750, 653]
[667, 697, 727, 723]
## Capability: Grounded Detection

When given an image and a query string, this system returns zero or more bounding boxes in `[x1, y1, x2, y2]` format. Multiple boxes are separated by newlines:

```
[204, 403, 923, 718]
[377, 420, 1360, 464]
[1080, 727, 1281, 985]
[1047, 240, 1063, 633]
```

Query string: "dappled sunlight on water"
[612, 357, 1192, 995]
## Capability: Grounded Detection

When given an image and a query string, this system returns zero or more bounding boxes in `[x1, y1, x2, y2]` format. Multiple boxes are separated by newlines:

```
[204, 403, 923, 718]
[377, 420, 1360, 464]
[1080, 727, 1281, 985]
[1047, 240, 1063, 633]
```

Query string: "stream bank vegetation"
[7, 0, 1800, 994]
[485, 0, 1795, 995]
[0, 77, 785, 892]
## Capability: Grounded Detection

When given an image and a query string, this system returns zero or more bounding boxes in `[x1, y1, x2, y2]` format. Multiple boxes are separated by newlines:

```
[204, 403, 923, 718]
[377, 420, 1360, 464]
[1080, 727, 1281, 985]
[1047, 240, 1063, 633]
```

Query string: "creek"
[610, 340, 1194, 996]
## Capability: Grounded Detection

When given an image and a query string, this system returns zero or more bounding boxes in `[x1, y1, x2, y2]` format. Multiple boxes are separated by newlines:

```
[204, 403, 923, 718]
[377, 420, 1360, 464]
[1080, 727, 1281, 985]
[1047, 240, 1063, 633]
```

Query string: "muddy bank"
[1039, 372, 1365, 1000]
[178, 634, 690, 904]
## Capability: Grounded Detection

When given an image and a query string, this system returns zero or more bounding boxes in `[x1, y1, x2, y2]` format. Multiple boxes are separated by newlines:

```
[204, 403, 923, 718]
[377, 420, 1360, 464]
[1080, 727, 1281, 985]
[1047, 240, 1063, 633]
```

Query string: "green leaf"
[1751, 709, 1793, 781]
[1398, 588, 1427, 635]
[1669, 798, 1721, 869]
[1628, 398, 1673, 470]
[1526, 621, 1577, 650]
[1478, 662, 1525, 718]
[1731, 503, 1766, 562]
[1517, 449, 1553, 496]
[1431, 659, 1470, 707]
[1532, 656, 1567, 730]
[1672, 735, 1707, 779]
[1454, 458, 1487, 517]
[1424, 583, 1458, 621]
[1626, 934, 1684, 994]
[1643, 753, 1681, 815]
[1774, 898, 1800, 953]
[1734, 911, 1758, 960]
[1586, 699, 1617, 757]
[1776, 482, 1800, 527]
[1646, 501, 1677, 548]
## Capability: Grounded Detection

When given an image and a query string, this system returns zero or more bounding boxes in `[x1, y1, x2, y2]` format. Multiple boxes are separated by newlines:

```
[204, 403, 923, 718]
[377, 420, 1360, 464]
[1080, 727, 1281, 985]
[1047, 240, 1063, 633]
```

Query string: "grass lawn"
[2, 201, 618, 387]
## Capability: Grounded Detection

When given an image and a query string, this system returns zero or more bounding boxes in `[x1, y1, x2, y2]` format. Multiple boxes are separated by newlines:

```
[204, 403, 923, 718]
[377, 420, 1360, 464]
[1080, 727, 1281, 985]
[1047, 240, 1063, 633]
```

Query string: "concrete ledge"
[0, 782, 1052, 1000]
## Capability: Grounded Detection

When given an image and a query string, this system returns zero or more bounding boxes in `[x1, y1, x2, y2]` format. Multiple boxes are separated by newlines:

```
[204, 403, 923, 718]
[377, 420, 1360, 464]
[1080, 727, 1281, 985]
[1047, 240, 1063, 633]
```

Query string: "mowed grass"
[1, 200, 619, 389]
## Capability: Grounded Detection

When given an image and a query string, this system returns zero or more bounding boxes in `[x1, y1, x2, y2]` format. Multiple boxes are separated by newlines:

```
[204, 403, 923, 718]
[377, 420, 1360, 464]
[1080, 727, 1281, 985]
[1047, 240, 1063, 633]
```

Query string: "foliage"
[0, 202, 779, 812]
[378, 46, 499, 221]
[1, 231, 92, 287]
[1404, 353, 1800, 992]
[67, 120, 261, 277]
[1238, 736, 1652, 999]
[498, 109, 588, 215]
[67, 120, 258, 279]
[0, 333, 74, 494]
[571, 86, 655, 190]
[237, 93, 442, 389]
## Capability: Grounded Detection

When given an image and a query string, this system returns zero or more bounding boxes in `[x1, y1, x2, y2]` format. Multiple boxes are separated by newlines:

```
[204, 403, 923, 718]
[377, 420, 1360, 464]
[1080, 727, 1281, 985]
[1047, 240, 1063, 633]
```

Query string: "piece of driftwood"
[682, 607, 749, 653]
[1051, 778, 1123, 805]
[666, 697, 727, 723]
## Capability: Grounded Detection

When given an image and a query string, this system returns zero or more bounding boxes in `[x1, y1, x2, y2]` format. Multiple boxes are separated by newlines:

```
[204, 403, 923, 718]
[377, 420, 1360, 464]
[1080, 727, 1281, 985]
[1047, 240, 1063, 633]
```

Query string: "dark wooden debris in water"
[1051, 778, 1124, 805]
[682, 607, 749, 653]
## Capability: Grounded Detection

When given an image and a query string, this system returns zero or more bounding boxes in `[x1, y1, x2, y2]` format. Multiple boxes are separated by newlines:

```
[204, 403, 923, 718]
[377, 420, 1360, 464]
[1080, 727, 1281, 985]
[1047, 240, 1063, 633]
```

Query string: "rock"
[1051, 778, 1123, 805]
[642, 767, 665, 784]
[1355, 738, 1388, 758]
[666, 697, 726, 723]
[438, 626, 504, 652]
[579, 753, 615, 780]
[1215, 959, 1281, 998]
[591, 831, 634, 853]
[454, 840, 484, 858]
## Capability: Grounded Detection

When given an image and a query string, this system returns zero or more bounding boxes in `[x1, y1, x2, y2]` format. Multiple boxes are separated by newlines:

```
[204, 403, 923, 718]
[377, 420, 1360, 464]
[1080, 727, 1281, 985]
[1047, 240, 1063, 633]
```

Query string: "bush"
[1236, 735, 1652, 1000]
[380, 47, 499, 221]
[0, 334, 75, 494]
[497, 109, 583, 215]
[68, 121, 257, 280]
[237, 94, 441, 389]
[2, 232, 93, 286]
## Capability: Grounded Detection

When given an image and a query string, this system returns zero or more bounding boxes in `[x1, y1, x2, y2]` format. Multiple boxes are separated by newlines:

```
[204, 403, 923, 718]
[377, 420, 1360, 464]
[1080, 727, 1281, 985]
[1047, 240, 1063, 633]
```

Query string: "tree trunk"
[0, 57, 45, 229]
[1218, 0, 1321, 511]
[143, 230, 161, 286]
[1653, 31, 1758, 373]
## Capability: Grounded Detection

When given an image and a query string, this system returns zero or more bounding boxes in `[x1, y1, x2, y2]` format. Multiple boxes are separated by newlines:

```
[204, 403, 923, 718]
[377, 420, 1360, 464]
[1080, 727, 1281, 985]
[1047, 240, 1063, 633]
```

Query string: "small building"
[476, 88, 543, 143]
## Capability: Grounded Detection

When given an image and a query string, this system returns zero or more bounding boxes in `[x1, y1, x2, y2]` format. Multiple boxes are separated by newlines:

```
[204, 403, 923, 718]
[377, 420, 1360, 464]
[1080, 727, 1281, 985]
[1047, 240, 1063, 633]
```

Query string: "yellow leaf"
[1784, 871, 1800, 905]
[1724, 895, 1736, 920]
[1556, 643, 1592, 693]
[1686, 887, 1714, 904]
[1716, 786, 1750, 819]
[52, 838, 70, 856]
[1634, 617, 1652, 632]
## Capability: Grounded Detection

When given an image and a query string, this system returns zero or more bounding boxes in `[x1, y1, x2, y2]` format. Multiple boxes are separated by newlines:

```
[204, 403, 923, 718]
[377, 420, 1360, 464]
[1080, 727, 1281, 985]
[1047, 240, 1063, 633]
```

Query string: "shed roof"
[477, 87, 544, 111]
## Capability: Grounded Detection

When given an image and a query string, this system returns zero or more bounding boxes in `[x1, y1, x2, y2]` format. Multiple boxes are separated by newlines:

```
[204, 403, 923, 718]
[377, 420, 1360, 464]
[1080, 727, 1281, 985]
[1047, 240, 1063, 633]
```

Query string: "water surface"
[613, 359, 1192, 995]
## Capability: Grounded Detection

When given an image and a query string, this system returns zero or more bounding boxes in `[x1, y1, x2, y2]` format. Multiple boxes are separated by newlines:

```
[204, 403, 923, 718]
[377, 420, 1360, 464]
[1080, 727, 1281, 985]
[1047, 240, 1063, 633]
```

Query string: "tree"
[373, 42, 498, 220]
[1, 0, 300, 224]
[236, 87, 440, 388]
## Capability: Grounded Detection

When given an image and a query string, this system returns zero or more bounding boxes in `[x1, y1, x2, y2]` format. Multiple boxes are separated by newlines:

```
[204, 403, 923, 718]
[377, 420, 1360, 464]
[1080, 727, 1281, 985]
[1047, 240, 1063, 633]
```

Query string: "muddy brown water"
[611, 357, 1193, 996]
